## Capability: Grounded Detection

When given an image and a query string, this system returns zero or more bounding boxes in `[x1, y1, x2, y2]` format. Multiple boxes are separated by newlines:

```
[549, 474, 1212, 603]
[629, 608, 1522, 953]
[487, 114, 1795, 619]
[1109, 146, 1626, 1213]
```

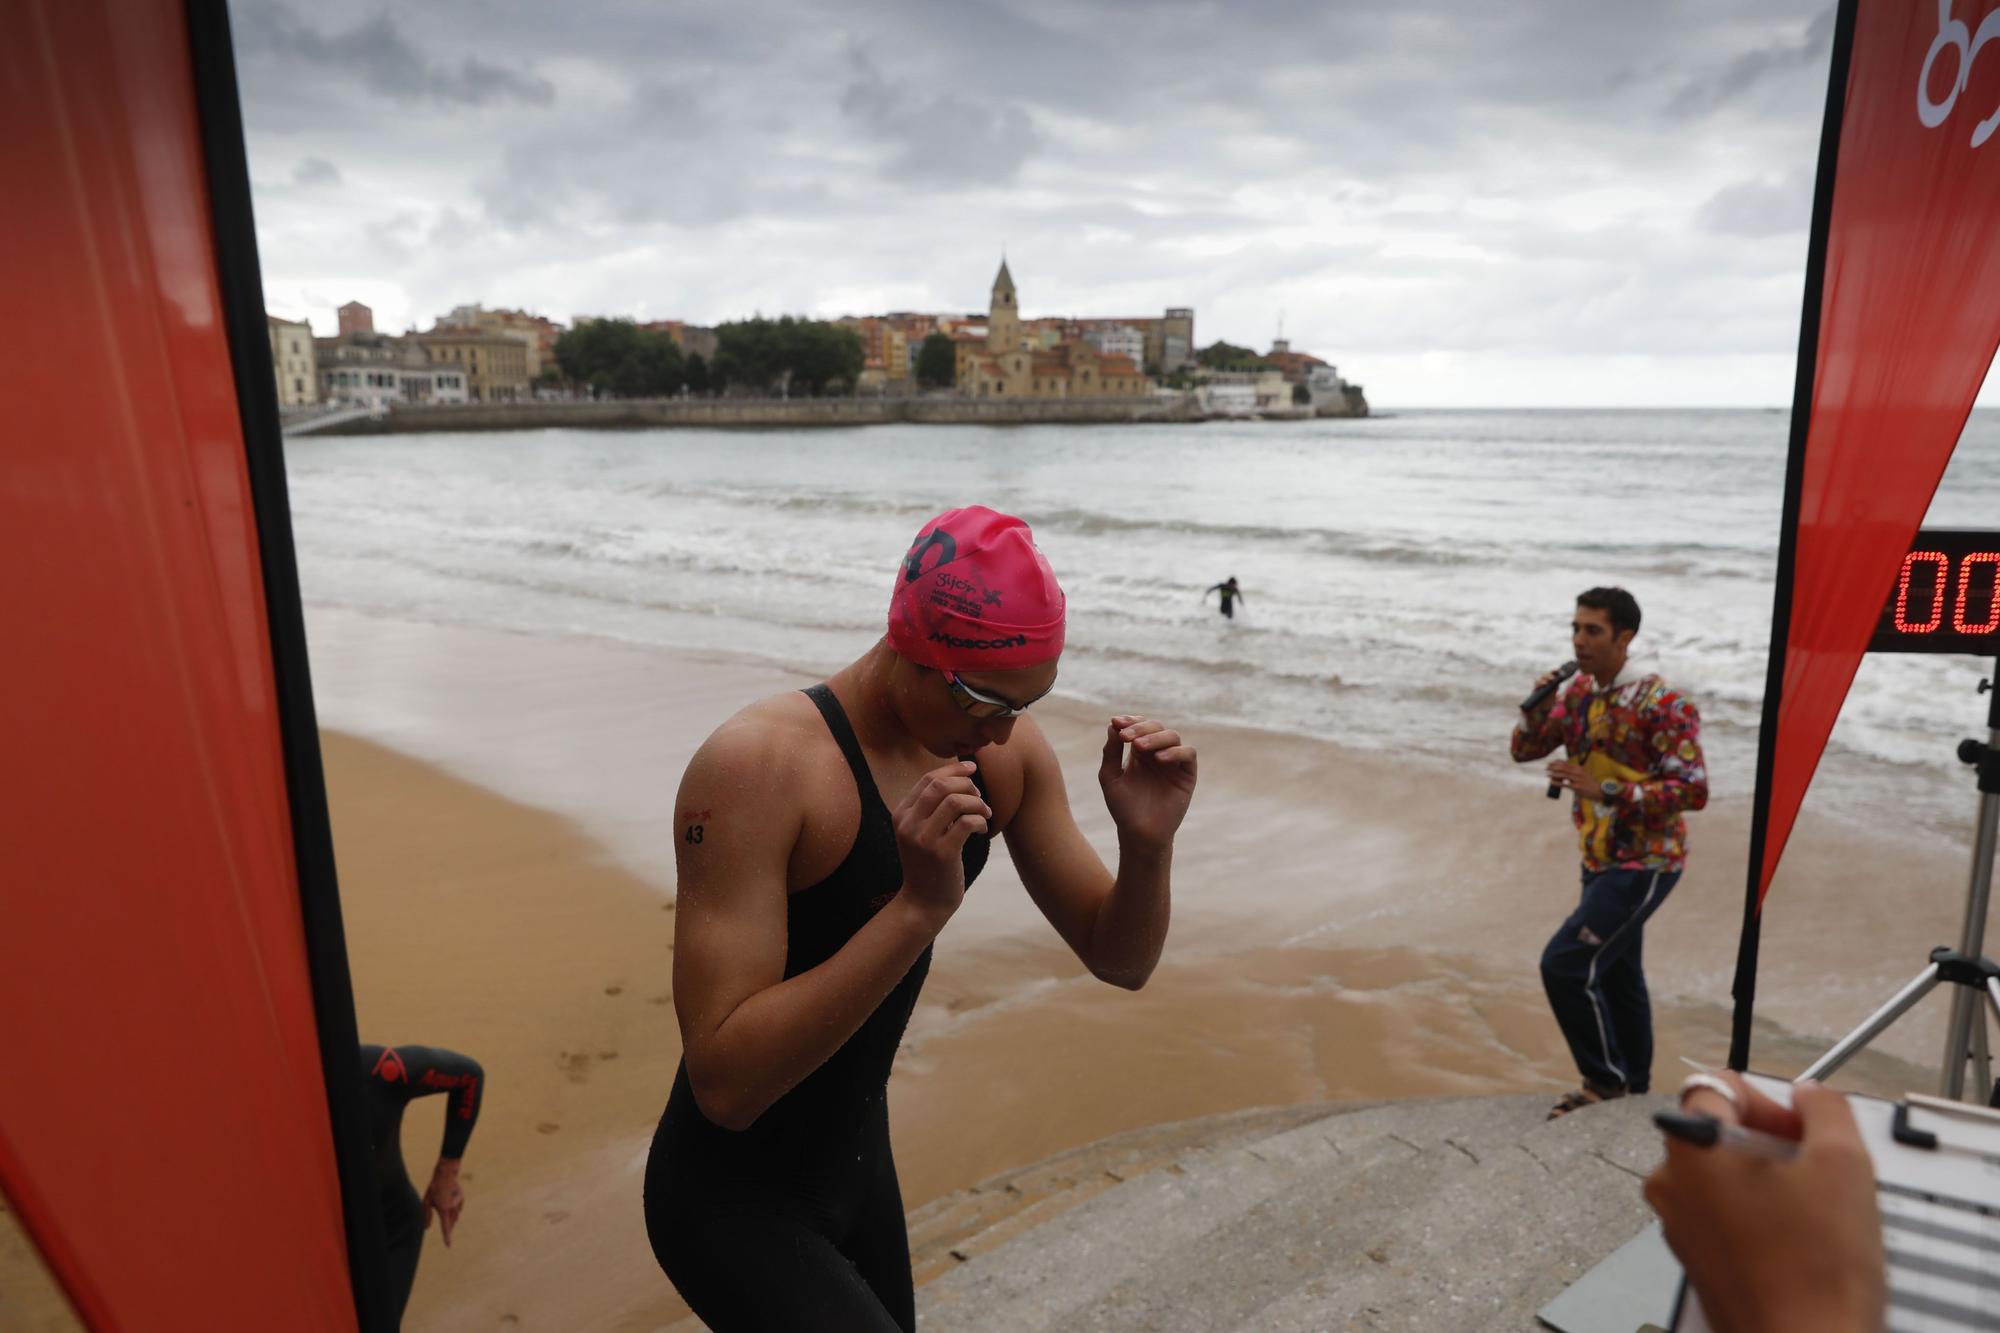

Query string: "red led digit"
[1953, 551, 2000, 634]
[1895, 550, 1948, 634]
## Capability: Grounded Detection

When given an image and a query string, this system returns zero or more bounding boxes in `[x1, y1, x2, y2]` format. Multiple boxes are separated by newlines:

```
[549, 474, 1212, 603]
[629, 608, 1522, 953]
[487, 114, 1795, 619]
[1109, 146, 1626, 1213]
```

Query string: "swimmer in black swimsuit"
[644, 505, 1198, 1331]
[1204, 575, 1244, 619]
[358, 1044, 483, 1324]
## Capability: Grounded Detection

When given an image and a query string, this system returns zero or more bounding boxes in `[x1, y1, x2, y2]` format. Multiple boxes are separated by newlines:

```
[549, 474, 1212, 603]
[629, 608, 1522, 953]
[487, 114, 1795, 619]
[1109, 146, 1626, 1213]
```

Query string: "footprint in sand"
[604, 984, 624, 996]
[648, 993, 672, 1006]
[543, 1210, 570, 1225]
[556, 1050, 592, 1083]
[536, 1122, 561, 1135]
[596, 1050, 619, 1062]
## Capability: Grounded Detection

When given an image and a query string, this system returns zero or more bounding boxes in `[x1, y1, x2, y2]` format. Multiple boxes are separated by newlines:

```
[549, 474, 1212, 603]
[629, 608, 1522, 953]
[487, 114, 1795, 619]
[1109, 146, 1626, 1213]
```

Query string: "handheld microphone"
[1522, 661, 1579, 799]
[1521, 660, 1577, 713]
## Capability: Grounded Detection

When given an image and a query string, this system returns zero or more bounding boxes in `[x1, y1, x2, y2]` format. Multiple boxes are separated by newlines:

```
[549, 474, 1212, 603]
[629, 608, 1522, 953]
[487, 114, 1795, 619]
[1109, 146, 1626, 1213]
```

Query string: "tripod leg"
[1943, 979, 1983, 1099]
[1943, 763, 2000, 1097]
[1975, 1001, 1993, 1100]
[1802, 965, 1943, 1084]
[1983, 978, 2000, 1104]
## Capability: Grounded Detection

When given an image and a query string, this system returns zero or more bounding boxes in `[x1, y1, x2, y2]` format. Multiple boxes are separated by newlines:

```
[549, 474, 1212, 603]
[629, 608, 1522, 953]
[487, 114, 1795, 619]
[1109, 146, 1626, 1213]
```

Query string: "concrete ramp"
[914, 1094, 1666, 1332]
[280, 405, 378, 436]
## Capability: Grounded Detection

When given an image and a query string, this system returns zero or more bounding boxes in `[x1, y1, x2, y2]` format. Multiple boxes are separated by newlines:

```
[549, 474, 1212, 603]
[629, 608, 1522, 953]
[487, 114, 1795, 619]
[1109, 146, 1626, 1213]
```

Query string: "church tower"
[987, 258, 1020, 354]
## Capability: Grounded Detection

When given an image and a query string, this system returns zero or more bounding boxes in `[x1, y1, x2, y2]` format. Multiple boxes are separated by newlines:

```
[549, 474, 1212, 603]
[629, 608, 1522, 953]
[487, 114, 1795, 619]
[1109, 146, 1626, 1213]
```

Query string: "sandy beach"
[4, 604, 1962, 1331]
[294, 610, 1962, 1331]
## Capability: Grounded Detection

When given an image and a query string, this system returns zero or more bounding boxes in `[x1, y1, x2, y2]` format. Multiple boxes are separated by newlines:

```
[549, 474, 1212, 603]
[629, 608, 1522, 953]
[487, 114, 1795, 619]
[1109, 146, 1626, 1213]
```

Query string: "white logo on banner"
[1920, 0, 2000, 145]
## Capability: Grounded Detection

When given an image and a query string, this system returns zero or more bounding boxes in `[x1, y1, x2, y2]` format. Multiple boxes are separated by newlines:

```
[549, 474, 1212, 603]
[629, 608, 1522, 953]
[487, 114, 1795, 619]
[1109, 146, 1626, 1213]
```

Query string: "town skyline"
[279, 256, 1363, 423]
[237, 1, 1841, 408]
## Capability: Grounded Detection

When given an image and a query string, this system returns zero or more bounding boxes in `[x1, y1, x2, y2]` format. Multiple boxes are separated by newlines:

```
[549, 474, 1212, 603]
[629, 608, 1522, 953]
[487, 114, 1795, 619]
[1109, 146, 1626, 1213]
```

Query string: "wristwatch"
[1599, 779, 1624, 802]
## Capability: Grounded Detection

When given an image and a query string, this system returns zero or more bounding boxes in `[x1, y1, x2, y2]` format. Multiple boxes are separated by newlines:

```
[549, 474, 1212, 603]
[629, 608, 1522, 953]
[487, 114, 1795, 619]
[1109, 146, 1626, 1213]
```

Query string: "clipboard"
[1670, 1078, 2000, 1332]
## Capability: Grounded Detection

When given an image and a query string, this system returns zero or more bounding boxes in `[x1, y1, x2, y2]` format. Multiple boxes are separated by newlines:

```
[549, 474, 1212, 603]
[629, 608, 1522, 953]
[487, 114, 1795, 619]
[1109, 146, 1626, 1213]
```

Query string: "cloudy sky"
[235, 1, 1839, 407]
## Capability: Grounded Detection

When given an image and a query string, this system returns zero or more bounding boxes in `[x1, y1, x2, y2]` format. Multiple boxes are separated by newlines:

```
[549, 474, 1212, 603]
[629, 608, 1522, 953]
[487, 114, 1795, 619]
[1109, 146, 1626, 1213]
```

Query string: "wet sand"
[7, 609, 1965, 1330]
[296, 613, 1969, 1330]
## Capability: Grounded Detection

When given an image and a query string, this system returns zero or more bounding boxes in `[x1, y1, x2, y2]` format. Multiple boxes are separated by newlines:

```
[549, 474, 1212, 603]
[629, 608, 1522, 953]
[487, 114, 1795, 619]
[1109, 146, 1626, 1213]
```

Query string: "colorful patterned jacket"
[1510, 660, 1708, 873]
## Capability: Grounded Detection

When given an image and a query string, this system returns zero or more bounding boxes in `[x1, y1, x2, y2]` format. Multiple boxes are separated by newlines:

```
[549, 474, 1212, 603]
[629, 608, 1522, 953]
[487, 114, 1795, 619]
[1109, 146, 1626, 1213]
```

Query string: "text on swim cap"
[929, 630, 1029, 651]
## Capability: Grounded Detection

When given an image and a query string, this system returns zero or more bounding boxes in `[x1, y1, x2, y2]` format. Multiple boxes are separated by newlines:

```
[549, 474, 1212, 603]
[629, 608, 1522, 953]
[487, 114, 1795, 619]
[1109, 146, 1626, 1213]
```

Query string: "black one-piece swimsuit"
[643, 684, 990, 1332]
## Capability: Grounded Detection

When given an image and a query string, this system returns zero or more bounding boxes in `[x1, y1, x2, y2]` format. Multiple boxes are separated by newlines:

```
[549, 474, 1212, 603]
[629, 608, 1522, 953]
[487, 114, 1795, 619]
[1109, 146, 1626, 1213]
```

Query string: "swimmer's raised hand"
[1100, 716, 1197, 849]
[892, 760, 991, 923]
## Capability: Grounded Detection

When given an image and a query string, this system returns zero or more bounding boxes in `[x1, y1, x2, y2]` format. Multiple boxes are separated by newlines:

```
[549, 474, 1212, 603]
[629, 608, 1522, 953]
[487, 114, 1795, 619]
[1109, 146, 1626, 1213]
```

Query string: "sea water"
[284, 409, 2000, 847]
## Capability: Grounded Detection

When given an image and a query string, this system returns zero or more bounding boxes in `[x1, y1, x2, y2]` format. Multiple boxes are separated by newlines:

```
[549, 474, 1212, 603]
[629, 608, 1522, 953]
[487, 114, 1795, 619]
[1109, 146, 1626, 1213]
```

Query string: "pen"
[1653, 1109, 1801, 1161]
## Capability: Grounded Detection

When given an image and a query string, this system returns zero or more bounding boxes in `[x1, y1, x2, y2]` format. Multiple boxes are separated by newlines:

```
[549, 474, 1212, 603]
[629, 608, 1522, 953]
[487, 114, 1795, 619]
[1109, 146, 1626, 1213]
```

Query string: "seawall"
[311, 395, 1214, 435]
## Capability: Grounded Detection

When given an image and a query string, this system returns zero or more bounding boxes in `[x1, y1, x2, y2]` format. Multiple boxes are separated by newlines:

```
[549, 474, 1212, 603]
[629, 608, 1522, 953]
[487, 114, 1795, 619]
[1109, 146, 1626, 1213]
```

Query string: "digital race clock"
[1869, 529, 2000, 654]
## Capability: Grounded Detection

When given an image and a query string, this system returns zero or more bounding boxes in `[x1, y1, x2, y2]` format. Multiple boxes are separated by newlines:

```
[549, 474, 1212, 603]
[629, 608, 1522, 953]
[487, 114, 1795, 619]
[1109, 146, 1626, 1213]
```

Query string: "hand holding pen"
[1643, 1070, 1885, 1333]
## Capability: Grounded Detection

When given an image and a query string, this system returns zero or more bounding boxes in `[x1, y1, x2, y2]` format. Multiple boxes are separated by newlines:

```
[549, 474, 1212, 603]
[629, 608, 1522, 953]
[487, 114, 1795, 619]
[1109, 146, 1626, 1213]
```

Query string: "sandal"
[1546, 1083, 1626, 1120]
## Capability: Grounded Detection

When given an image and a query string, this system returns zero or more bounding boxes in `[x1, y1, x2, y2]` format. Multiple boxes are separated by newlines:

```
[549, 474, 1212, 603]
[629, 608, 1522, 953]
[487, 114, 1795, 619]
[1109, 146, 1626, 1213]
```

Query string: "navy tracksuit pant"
[1540, 865, 1680, 1095]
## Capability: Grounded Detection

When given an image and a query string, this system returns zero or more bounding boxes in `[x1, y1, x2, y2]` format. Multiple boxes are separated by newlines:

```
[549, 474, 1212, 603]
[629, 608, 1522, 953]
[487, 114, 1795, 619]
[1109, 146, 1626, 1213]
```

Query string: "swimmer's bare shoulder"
[671, 693, 835, 1067]
[673, 691, 834, 865]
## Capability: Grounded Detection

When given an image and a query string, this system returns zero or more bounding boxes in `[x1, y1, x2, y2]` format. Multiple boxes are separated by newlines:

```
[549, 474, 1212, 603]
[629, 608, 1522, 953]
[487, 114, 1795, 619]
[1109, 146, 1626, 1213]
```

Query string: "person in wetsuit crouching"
[359, 1043, 484, 1324]
[644, 505, 1198, 1331]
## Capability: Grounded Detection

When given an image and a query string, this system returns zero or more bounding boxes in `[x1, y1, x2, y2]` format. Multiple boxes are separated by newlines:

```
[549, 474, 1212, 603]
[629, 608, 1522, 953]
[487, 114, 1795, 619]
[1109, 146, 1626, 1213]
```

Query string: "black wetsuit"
[1207, 580, 1241, 619]
[644, 683, 991, 1332]
[359, 1044, 484, 1323]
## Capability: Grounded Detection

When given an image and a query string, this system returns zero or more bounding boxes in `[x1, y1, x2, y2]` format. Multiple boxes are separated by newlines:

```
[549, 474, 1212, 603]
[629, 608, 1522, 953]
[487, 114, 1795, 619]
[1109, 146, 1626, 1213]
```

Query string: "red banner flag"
[2, 1, 386, 1325]
[1732, 0, 2000, 1065]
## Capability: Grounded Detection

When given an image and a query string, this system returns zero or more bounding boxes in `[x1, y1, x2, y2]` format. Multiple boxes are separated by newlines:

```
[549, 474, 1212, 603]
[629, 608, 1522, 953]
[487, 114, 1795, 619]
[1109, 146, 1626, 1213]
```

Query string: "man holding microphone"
[1512, 587, 1708, 1119]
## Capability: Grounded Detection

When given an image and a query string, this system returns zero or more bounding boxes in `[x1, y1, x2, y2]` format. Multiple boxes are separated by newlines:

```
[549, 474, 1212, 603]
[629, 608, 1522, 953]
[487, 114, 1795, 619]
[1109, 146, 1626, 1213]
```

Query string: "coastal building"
[437, 304, 563, 379]
[1265, 338, 1332, 383]
[316, 365, 398, 411]
[960, 262, 1150, 398]
[1266, 338, 1354, 411]
[885, 312, 941, 348]
[416, 365, 469, 404]
[1195, 368, 1292, 415]
[337, 301, 373, 336]
[952, 331, 988, 385]
[1082, 324, 1145, 365]
[837, 317, 912, 385]
[314, 332, 398, 408]
[413, 329, 531, 402]
[315, 330, 468, 408]
[1158, 309, 1194, 374]
[266, 314, 317, 406]
[1050, 314, 1190, 374]
[317, 362, 467, 410]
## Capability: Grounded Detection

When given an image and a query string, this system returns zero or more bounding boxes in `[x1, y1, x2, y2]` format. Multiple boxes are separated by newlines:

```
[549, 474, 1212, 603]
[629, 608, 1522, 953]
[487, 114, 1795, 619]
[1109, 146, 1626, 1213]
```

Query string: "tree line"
[551, 324, 1280, 397]
[553, 316, 866, 397]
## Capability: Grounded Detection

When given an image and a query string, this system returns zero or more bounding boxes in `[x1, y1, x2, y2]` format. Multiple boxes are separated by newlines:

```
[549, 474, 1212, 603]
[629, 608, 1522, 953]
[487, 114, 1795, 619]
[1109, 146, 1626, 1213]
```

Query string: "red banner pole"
[183, 0, 393, 1322]
[1728, 0, 1858, 1073]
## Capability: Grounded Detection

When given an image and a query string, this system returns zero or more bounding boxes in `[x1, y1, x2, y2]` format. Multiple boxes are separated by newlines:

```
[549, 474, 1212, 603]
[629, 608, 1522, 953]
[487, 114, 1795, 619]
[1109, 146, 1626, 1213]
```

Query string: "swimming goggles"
[941, 669, 1054, 720]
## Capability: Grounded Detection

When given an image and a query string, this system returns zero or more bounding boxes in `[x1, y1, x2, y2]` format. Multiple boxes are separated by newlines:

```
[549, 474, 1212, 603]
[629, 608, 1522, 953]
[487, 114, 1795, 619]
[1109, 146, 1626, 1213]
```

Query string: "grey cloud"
[466, 66, 807, 232]
[1697, 170, 1813, 237]
[234, 5, 555, 108]
[1668, 6, 1834, 117]
[292, 156, 341, 186]
[839, 50, 1039, 186]
[362, 211, 426, 265]
[475, 134, 839, 235]
[237, 0, 1837, 403]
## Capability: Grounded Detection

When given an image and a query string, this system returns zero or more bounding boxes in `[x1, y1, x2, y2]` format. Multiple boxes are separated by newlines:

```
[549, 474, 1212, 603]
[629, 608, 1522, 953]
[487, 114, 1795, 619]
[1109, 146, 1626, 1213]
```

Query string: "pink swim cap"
[886, 506, 1066, 671]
